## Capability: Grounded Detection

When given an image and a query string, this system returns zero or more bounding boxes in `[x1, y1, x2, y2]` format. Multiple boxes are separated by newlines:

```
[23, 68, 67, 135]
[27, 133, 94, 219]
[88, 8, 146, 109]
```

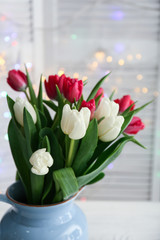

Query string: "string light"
[0, 91, 7, 97]
[14, 63, 20, 70]
[136, 53, 142, 60]
[73, 72, 79, 78]
[118, 59, 125, 66]
[80, 197, 87, 202]
[136, 74, 143, 80]
[11, 41, 18, 46]
[95, 51, 105, 62]
[153, 91, 159, 97]
[134, 87, 140, 93]
[82, 76, 88, 81]
[4, 36, 10, 42]
[0, 15, 6, 21]
[41, 75, 46, 82]
[107, 163, 114, 170]
[106, 56, 112, 63]
[127, 54, 133, 61]
[142, 87, 148, 94]
[26, 62, 32, 69]
[4, 134, 8, 141]
[58, 70, 64, 76]
[71, 34, 77, 40]
[0, 56, 5, 66]
[3, 112, 11, 118]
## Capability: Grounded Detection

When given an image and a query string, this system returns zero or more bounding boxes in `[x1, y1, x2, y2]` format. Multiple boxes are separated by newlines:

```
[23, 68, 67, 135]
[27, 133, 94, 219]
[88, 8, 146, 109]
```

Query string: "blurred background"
[0, 0, 160, 201]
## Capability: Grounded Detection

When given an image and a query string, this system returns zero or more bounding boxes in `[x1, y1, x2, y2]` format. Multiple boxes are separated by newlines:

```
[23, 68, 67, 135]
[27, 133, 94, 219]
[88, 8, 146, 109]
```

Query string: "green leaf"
[43, 100, 58, 112]
[7, 95, 15, 117]
[43, 105, 53, 127]
[39, 128, 64, 170]
[42, 135, 51, 152]
[95, 94, 102, 108]
[23, 108, 38, 154]
[88, 172, 105, 185]
[72, 119, 98, 176]
[30, 173, 44, 205]
[25, 65, 37, 105]
[87, 72, 111, 101]
[109, 89, 116, 100]
[122, 102, 136, 117]
[77, 137, 132, 188]
[77, 95, 84, 110]
[123, 133, 146, 149]
[37, 75, 44, 112]
[8, 119, 32, 202]
[53, 168, 79, 201]
[56, 85, 64, 125]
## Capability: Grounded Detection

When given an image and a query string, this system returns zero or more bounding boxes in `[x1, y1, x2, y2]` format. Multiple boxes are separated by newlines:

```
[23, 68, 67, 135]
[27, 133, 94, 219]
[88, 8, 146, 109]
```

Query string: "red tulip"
[80, 99, 96, 120]
[44, 75, 60, 99]
[124, 116, 145, 134]
[7, 70, 27, 91]
[114, 95, 135, 113]
[94, 87, 104, 104]
[63, 77, 83, 103]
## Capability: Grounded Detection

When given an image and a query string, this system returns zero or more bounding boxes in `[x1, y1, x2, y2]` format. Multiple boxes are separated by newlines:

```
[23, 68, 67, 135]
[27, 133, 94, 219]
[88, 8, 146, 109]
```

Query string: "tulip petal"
[99, 126, 121, 142]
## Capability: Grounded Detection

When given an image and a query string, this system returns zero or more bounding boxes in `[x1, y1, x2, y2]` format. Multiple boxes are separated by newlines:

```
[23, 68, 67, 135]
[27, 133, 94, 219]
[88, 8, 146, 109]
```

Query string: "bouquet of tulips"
[6, 68, 150, 205]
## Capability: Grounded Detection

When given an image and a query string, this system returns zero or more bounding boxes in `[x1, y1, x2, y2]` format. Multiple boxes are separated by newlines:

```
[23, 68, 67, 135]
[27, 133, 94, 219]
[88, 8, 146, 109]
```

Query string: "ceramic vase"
[0, 181, 88, 240]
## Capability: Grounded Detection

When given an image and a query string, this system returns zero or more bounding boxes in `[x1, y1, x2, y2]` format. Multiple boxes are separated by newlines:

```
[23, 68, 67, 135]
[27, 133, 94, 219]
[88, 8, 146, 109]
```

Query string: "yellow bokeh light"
[106, 56, 112, 63]
[41, 75, 46, 82]
[0, 56, 5, 66]
[118, 59, 125, 66]
[73, 72, 79, 79]
[153, 91, 159, 97]
[136, 54, 142, 60]
[95, 51, 105, 62]
[134, 87, 140, 93]
[136, 74, 143, 80]
[142, 87, 148, 94]
[82, 76, 88, 81]
[92, 61, 98, 68]
[58, 70, 64, 76]
[127, 54, 133, 61]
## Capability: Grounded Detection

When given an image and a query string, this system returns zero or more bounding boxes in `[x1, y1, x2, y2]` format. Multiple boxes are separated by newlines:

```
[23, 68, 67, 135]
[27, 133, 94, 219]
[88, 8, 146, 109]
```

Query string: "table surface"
[0, 201, 160, 240]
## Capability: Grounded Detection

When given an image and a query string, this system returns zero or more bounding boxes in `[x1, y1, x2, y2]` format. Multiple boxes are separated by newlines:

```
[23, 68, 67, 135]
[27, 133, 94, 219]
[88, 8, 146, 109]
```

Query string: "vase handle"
[0, 194, 11, 205]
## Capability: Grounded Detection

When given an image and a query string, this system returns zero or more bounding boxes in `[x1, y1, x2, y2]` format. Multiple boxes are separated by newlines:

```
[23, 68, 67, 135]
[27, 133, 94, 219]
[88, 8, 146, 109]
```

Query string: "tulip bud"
[94, 98, 124, 142]
[80, 99, 96, 120]
[63, 77, 83, 103]
[114, 95, 135, 113]
[13, 97, 37, 126]
[94, 87, 104, 105]
[61, 104, 90, 140]
[7, 70, 27, 91]
[124, 116, 145, 134]
[29, 149, 54, 175]
[44, 75, 60, 99]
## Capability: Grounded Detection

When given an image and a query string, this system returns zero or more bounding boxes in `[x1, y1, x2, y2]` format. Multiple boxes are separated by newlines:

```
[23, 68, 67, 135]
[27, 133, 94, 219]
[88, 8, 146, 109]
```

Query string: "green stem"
[23, 89, 30, 102]
[51, 113, 59, 131]
[66, 139, 75, 167]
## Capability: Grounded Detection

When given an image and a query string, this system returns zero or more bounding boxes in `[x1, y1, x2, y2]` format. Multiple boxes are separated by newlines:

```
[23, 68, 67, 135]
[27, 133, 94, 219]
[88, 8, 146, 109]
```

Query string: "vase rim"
[6, 182, 84, 208]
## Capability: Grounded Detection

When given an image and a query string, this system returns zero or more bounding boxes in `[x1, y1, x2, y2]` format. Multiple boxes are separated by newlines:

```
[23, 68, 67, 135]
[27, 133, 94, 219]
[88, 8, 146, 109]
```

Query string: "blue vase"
[0, 181, 88, 240]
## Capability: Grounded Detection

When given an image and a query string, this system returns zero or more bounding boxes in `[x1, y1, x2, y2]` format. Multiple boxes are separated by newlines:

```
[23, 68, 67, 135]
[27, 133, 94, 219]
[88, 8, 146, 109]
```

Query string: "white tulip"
[94, 97, 124, 142]
[13, 97, 37, 126]
[29, 149, 53, 175]
[61, 104, 91, 140]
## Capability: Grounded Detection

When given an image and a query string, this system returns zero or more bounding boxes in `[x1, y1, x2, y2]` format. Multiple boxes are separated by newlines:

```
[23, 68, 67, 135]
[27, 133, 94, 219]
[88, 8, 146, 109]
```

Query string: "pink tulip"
[63, 77, 83, 103]
[94, 88, 104, 105]
[7, 70, 27, 91]
[114, 95, 135, 113]
[44, 75, 60, 99]
[124, 116, 145, 134]
[80, 99, 96, 120]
